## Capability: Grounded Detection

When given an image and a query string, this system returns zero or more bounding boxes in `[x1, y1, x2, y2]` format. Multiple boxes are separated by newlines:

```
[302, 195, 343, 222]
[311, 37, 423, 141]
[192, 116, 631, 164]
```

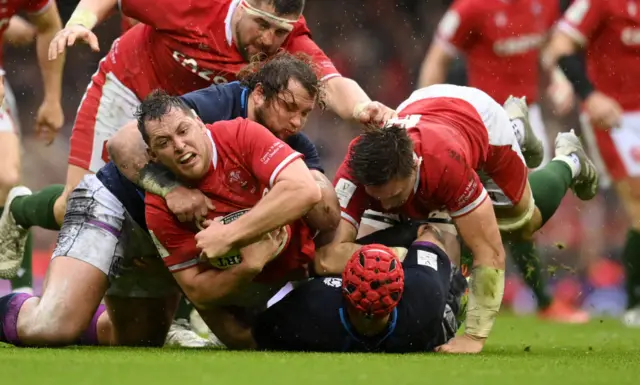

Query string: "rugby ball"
[207, 209, 249, 270]
[207, 209, 291, 270]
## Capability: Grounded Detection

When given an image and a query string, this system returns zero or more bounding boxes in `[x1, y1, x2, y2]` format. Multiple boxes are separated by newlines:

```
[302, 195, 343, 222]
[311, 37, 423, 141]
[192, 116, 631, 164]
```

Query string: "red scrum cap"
[342, 244, 405, 317]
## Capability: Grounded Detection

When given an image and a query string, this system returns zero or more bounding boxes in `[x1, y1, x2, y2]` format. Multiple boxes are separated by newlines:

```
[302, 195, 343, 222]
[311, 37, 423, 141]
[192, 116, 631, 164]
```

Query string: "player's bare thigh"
[493, 181, 542, 242]
[16, 255, 110, 346]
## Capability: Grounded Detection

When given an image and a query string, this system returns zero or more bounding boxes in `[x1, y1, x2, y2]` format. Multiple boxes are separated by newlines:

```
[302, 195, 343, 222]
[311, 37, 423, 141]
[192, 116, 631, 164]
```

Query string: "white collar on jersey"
[206, 129, 218, 169]
[413, 153, 422, 194]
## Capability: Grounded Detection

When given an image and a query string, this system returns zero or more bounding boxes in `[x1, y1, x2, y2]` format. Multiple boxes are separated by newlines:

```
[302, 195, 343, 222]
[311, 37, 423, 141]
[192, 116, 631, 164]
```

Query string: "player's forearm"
[107, 124, 183, 197]
[313, 241, 360, 276]
[226, 180, 321, 248]
[323, 77, 371, 121]
[35, 17, 63, 102]
[417, 42, 453, 88]
[67, 0, 118, 29]
[541, 31, 580, 71]
[303, 173, 340, 233]
[187, 266, 262, 309]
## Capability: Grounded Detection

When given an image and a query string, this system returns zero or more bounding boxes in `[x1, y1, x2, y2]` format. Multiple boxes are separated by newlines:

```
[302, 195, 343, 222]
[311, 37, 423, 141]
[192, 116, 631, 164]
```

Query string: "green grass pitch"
[1, 314, 639, 385]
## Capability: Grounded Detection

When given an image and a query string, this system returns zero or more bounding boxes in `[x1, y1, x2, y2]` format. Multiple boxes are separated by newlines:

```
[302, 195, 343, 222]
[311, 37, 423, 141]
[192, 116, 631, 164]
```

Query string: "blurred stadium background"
[0, 0, 629, 317]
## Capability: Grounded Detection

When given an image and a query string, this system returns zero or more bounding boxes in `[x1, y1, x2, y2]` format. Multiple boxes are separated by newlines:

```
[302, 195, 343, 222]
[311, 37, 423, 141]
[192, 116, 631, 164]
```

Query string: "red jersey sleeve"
[558, 0, 607, 45]
[435, 0, 480, 54]
[332, 141, 372, 230]
[285, 18, 341, 81]
[25, 0, 52, 14]
[224, 119, 303, 187]
[145, 194, 200, 273]
[424, 146, 487, 218]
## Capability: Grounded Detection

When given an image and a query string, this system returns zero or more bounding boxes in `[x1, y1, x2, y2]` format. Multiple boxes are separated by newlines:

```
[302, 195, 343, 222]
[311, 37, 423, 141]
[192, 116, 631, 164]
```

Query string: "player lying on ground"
[0, 0, 395, 280]
[0, 0, 64, 284]
[542, 0, 640, 327]
[416, 0, 595, 323]
[140, 91, 322, 349]
[0, 56, 332, 348]
[106, 53, 338, 346]
[253, 223, 467, 352]
[322, 84, 599, 353]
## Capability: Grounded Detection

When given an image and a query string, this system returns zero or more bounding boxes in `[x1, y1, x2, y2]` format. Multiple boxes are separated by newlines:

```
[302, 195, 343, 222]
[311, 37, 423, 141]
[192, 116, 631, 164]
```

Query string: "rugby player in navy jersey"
[252, 222, 466, 353]
[0, 53, 337, 349]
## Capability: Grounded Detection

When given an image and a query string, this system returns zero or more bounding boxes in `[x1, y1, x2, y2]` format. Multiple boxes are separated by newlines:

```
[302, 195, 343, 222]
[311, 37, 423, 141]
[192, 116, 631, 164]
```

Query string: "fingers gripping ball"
[206, 209, 291, 270]
[342, 244, 405, 317]
[207, 209, 248, 269]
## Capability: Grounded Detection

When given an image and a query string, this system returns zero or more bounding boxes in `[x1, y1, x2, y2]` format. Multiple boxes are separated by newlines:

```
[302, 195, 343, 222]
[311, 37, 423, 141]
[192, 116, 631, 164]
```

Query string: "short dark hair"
[135, 89, 192, 144]
[347, 125, 415, 186]
[237, 51, 324, 108]
[256, 0, 305, 16]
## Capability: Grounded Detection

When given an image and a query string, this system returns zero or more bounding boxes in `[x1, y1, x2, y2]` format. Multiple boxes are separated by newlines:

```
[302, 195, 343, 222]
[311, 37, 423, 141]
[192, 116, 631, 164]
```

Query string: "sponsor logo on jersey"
[493, 34, 545, 55]
[335, 178, 357, 208]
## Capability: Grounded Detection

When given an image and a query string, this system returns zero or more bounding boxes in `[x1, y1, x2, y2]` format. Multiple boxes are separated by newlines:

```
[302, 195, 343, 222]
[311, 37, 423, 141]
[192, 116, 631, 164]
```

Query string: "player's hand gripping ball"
[203, 209, 290, 270]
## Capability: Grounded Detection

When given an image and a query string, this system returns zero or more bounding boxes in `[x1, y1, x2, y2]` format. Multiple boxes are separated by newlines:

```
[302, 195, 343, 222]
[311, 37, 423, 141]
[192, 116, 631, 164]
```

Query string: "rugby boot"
[165, 319, 217, 348]
[554, 129, 599, 200]
[0, 186, 32, 279]
[504, 95, 544, 169]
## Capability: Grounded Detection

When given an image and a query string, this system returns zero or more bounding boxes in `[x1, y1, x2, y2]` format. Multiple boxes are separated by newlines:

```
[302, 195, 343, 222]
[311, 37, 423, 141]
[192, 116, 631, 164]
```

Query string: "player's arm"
[146, 198, 275, 309]
[451, 192, 505, 342]
[5, 16, 36, 47]
[197, 123, 321, 255]
[288, 133, 340, 234]
[29, 1, 65, 142]
[287, 33, 394, 127]
[542, 0, 621, 126]
[418, 1, 476, 88]
[107, 121, 179, 196]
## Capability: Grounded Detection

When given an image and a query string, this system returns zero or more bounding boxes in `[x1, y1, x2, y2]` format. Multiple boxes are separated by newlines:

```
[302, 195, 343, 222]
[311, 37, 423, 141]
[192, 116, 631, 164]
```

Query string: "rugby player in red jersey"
[140, 90, 322, 348]
[323, 84, 599, 353]
[416, 0, 592, 323]
[0, 0, 394, 278]
[542, 0, 640, 326]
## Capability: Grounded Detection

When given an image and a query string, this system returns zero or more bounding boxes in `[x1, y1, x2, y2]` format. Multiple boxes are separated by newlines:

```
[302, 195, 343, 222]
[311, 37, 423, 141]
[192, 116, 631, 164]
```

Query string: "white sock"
[553, 153, 581, 179]
[511, 119, 526, 147]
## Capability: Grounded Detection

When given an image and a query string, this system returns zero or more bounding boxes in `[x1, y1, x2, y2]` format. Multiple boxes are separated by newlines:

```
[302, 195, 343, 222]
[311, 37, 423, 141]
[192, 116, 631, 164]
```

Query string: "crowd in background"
[1, 0, 629, 315]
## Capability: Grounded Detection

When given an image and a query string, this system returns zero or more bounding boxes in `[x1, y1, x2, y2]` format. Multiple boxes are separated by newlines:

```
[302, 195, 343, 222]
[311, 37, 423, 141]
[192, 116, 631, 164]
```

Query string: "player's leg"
[482, 92, 596, 322]
[584, 113, 640, 326]
[0, 88, 35, 286]
[0, 60, 140, 278]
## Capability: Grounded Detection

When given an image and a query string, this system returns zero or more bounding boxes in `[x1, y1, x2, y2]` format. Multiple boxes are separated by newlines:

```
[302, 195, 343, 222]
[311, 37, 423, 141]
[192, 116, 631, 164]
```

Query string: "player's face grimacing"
[364, 172, 417, 210]
[235, 4, 296, 61]
[253, 78, 315, 140]
[145, 108, 211, 181]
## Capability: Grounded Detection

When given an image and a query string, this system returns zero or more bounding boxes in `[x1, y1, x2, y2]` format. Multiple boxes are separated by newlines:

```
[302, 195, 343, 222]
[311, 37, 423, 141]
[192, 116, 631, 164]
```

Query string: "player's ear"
[253, 83, 266, 106]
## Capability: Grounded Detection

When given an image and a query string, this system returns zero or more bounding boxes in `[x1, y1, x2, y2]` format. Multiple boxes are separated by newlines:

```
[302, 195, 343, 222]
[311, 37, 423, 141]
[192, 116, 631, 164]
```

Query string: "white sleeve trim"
[27, 0, 53, 16]
[341, 211, 359, 230]
[450, 187, 488, 218]
[320, 73, 342, 82]
[269, 152, 302, 187]
[557, 21, 587, 47]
